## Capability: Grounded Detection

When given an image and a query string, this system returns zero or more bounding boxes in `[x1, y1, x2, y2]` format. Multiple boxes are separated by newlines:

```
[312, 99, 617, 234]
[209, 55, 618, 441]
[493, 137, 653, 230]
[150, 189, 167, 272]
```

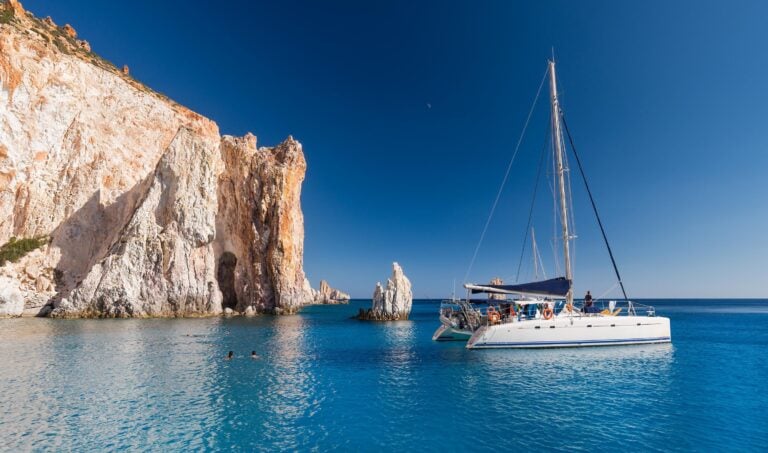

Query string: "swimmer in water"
[225, 351, 234, 360]
[251, 351, 259, 359]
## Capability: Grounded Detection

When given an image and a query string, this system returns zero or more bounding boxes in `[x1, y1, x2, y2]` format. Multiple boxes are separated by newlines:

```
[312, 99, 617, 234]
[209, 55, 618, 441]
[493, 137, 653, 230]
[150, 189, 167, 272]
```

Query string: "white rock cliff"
[0, 1, 315, 317]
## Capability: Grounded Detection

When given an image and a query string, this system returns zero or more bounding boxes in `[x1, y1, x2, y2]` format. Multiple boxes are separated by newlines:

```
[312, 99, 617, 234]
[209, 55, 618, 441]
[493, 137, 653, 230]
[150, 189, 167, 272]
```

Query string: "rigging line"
[462, 65, 549, 283]
[560, 112, 629, 301]
[534, 235, 548, 279]
[514, 121, 550, 282]
[596, 281, 620, 301]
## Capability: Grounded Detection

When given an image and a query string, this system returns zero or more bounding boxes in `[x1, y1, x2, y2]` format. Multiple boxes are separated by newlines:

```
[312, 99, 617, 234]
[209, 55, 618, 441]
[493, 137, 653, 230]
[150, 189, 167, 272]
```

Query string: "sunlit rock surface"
[56, 128, 223, 317]
[311, 279, 350, 304]
[0, 275, 23, 317]
[215, 134, 313, 315]
[357, 262, 412, 321]
[0, 1, 314, 316]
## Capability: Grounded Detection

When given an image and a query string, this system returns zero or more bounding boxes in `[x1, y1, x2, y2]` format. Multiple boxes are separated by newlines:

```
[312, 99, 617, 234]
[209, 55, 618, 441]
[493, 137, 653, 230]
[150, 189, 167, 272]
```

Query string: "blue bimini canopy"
[465, 277, 571, 297]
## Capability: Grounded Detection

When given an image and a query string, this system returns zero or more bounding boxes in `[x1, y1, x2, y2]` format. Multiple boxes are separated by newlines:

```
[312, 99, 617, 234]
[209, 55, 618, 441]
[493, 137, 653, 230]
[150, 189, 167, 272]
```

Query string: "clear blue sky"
[27, 0, 768, 298]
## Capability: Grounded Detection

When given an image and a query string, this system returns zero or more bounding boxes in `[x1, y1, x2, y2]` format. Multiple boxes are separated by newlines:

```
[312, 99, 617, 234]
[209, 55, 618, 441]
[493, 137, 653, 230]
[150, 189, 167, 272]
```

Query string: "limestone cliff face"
[57, 128, 223, 317]
[0, 1, 314, 316]
[215, 134, 312, 314]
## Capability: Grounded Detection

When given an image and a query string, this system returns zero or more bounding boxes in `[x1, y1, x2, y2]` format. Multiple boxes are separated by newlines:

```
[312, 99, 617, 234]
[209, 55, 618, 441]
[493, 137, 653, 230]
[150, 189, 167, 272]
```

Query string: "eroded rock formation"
[214, 134, 313, 314]
[312, 279, 350, 304]
[62, 23, 76, 39]
[357, 262, 412, 321]
[0, 1, 315, 317]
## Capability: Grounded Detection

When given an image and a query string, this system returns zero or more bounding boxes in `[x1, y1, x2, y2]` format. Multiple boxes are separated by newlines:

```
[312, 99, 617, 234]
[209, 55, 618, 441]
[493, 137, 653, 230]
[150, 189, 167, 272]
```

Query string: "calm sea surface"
[1, 299, 766, 451]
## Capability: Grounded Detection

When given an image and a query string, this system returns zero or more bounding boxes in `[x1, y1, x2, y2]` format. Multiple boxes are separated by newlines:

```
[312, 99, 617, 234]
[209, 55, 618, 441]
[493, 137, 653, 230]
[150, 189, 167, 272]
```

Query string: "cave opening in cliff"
[217, 252, 238, 310]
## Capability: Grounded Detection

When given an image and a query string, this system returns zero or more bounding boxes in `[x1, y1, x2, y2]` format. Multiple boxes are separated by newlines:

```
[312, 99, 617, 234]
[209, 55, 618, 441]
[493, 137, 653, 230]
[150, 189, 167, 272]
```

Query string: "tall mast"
[548, 60, 573, 304]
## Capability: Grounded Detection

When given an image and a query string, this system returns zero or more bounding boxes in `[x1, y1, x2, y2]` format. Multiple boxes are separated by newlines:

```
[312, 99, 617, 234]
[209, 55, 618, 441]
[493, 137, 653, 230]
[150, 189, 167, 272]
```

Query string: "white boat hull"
[432, 324, 473, 342]
[466, 315, 671, 349]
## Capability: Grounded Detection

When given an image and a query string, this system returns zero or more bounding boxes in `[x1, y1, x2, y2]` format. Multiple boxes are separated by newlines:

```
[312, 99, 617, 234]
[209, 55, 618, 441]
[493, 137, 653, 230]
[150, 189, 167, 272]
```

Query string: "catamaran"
[437, 59, 671, 349]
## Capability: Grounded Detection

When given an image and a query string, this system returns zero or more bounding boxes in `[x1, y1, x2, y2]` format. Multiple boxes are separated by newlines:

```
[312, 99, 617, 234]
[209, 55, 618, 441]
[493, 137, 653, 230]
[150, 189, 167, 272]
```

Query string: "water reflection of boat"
[474, 341, 675, 372]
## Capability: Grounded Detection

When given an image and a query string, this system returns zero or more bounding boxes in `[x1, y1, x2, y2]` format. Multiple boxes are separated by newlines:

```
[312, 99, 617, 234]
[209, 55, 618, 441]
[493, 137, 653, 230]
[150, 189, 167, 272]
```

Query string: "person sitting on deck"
[583, 291, 598, 314]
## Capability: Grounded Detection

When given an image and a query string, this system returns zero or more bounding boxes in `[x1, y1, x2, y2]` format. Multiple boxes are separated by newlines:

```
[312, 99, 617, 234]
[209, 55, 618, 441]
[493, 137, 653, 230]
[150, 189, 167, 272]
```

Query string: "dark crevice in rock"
[216, 252, 238, 311]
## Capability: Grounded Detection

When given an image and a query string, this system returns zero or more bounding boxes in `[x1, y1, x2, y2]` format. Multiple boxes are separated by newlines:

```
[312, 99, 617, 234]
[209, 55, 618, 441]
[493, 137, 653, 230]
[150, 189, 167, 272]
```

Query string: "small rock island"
[357, 262, 412, 321]
[312, 280, 350, 304]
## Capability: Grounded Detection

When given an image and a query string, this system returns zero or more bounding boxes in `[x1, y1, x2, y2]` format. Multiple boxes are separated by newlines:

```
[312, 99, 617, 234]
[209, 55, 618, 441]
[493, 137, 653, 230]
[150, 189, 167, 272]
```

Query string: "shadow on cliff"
[216, 251, 238, 311]
[49, 174, 154, 302]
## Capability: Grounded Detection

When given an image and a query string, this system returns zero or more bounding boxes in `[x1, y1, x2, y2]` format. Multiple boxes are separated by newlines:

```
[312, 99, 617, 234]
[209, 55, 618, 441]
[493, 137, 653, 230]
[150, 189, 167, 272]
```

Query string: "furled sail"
[465, 277, 571, 297]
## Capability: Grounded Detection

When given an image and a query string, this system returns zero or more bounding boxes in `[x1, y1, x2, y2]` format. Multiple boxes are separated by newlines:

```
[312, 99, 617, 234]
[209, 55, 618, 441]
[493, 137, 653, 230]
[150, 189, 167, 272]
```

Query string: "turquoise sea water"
[1, 299, 766, 451]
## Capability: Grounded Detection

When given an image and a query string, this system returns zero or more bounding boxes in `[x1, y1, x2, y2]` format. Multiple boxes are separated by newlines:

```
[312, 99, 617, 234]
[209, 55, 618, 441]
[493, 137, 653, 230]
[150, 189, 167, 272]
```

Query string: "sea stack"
[312, 280, 350, 304]
[357, 262, 412, 321]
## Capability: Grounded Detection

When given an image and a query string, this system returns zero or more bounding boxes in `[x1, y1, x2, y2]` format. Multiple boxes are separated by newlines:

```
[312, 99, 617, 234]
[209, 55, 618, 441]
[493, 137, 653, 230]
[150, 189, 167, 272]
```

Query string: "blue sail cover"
[470, 277, 571, 297]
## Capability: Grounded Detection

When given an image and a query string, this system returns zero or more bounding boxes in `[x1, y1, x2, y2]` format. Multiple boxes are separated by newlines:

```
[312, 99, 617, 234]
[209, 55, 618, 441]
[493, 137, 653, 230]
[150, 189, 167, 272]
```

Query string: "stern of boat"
[466, 326, 488, 349]
[433, 324, 473, 342]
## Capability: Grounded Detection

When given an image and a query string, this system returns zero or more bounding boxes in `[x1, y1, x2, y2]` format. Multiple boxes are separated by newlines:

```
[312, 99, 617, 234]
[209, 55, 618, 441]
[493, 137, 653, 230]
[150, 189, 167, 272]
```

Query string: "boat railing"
[583, 299, 659, 317]
[477, 299, 659, 326]
[439, 299, 463, 315]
